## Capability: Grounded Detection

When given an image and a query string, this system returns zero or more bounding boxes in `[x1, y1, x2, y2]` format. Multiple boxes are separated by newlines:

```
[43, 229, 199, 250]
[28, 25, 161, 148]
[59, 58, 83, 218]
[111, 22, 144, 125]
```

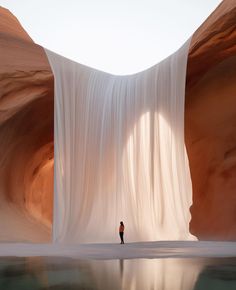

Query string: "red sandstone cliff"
[0, 0, 235, 241]
[186, 0, 236, 240]
[0, 6, 53, 241]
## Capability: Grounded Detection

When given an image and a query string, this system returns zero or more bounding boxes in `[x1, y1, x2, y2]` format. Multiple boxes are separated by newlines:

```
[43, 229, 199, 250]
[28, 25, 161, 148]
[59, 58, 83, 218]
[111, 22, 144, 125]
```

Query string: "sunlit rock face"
[0, 0, 235, 241]
[186, 0, 236, 240]
[0, 7, 53, 240]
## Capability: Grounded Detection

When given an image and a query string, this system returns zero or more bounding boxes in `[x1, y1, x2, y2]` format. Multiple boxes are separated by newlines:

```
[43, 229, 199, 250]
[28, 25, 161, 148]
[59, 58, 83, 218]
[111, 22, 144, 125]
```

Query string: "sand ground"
[0, 241, 236, 259]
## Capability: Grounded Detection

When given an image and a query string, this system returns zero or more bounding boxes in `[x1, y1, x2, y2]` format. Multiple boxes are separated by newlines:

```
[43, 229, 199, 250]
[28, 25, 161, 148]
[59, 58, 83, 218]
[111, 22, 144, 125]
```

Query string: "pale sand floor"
[0, 241, 236, 259]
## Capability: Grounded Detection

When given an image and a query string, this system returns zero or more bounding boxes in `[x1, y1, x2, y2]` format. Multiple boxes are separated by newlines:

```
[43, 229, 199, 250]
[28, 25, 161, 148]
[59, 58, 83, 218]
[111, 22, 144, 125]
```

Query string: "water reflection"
[194, 263, 236, 290]
[0, 257, 235, 289]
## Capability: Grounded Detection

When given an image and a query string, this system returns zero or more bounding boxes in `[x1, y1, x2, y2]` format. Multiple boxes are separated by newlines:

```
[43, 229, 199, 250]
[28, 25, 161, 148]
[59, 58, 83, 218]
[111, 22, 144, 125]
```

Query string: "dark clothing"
[119, 232, 124, 244]
[119, 225, 124, 232]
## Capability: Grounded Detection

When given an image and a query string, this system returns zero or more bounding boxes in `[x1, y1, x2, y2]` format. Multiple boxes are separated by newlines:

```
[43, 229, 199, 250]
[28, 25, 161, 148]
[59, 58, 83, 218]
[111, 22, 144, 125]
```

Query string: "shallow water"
[0, 257, 236, 290]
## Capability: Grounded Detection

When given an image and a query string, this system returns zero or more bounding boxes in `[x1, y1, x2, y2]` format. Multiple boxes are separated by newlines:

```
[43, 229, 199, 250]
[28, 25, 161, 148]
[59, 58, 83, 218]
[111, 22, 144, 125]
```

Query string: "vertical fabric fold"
[45, 38, 194, 243]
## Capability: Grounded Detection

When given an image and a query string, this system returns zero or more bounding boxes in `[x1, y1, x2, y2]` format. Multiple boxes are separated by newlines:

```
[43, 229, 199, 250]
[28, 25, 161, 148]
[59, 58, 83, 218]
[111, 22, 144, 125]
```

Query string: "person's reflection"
[119, 259, 124, 280]
[194, 263, 236, 290]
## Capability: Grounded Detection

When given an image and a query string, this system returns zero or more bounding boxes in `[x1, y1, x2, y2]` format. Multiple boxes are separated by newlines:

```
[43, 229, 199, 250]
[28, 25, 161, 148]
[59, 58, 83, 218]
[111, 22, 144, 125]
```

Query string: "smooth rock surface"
[186, 0, 236, 240]
[0, 6, 53, 241]
[0, 0, 235, 241]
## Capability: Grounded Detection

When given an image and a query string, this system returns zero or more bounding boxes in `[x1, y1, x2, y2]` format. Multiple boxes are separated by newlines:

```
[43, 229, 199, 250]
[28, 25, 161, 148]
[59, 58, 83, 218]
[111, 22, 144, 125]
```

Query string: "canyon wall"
[186, 0, 236, 240]
[0, 0, 235, 241]
[0, 7, 53, 240]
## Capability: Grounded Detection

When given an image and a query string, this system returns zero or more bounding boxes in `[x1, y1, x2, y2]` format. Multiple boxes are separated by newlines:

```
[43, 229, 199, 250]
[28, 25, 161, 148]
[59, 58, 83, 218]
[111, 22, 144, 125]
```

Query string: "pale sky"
[0, 0, 222, 74]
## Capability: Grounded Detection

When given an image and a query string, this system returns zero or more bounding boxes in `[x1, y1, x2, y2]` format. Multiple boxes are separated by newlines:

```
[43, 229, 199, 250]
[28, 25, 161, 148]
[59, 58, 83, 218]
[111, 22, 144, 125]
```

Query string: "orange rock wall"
[0, 0, 235, 240]
[186, 56, 236, 240]
[185, 0, 236, 240]
[0, 6, 54, 230]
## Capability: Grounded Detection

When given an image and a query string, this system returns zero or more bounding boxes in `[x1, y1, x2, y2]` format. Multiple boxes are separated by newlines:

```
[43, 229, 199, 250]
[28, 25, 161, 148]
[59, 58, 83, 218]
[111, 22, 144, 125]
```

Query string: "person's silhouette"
[119, 221, 125, 244]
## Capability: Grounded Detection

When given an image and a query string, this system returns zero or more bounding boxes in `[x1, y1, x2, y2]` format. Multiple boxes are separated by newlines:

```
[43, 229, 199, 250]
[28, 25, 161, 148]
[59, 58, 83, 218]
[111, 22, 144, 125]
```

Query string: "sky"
[0, 0, 222, 75]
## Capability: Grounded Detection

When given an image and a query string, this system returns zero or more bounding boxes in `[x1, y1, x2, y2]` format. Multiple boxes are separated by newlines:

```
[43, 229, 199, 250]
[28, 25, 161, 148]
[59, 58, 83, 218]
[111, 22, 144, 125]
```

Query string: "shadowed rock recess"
[186, 0, 236, 240]
[0, 0, 235, 241]
[0, 7, 53, 241]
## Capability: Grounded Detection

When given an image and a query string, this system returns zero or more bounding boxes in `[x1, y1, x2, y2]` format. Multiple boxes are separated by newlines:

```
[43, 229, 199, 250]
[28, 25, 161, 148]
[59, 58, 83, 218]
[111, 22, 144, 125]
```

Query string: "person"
[119, 221, 125, 244]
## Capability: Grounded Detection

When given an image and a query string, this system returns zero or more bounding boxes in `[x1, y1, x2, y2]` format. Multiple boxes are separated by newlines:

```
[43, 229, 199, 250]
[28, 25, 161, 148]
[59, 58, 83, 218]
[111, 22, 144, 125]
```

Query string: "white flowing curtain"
[45, 38, 194, 244]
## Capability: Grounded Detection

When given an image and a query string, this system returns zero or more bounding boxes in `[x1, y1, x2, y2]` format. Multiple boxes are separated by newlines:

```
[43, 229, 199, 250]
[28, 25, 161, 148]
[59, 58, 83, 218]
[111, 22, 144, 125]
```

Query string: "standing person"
[119, 221, 125, 244]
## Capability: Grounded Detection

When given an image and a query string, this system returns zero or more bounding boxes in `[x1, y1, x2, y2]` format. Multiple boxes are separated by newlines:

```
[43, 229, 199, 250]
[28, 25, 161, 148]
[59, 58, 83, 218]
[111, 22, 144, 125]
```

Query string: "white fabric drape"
[45, 39, 194, 243]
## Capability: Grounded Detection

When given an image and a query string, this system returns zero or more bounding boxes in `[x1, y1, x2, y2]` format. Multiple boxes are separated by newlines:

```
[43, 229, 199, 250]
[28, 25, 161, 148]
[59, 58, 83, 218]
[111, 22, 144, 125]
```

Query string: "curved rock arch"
[0, 0, 235, 241]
